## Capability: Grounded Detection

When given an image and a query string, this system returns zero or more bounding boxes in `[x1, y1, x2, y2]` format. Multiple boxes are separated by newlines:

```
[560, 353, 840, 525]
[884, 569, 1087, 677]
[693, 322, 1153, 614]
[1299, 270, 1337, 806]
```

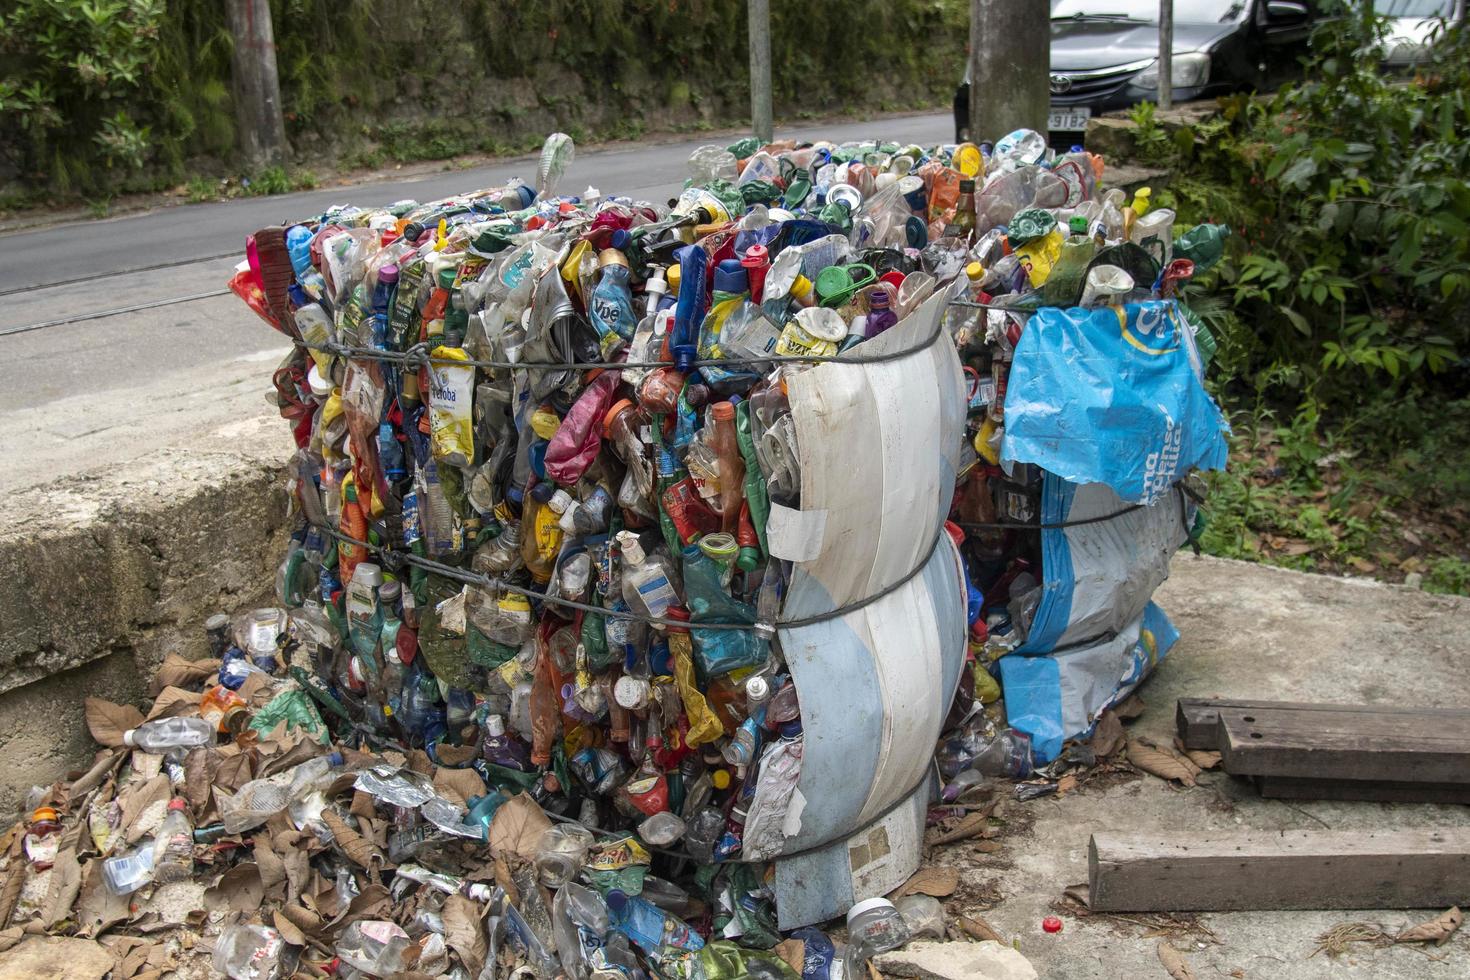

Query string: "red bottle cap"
[1042, 915, 1063, 934]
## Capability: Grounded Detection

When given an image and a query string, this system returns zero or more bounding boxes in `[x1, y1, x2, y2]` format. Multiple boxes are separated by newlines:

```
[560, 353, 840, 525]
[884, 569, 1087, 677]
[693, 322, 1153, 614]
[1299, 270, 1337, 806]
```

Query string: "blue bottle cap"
[606, 889, 629, 912]
[611, 229, 631, 250]
[530, 480, 555, 504]
[287, 284, 308, 307]
[529, 441, 548, 480]
[713, 259, 748, 295]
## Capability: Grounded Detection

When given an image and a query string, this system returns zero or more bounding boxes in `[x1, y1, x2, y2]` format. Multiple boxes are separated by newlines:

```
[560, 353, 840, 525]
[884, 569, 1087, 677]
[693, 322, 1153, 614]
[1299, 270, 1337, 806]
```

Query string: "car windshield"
[1051, 0, 1248, 23]
[1374, 0, 1454, 15]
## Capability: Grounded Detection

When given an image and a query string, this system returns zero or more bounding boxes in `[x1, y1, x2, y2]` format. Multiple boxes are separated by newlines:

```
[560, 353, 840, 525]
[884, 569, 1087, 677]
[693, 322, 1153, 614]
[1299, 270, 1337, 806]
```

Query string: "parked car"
[953, 0, 1323, 146]
[1377, 0, 1466, 67]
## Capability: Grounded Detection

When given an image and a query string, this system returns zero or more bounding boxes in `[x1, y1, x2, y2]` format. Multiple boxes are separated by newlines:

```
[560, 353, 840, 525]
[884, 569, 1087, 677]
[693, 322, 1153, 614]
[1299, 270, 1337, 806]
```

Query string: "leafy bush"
[1139, 12, 1470, 423]
[0, 0, 166, 192]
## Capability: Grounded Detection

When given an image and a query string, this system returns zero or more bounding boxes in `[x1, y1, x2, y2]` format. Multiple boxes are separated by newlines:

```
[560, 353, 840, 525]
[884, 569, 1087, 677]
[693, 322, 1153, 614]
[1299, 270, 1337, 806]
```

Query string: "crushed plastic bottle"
[212, 924, 286, 980]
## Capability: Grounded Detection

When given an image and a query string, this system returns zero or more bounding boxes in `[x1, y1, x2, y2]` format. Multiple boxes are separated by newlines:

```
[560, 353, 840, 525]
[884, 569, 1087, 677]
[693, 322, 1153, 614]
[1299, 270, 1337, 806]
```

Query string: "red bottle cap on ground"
[1042, 915, 1063, 933]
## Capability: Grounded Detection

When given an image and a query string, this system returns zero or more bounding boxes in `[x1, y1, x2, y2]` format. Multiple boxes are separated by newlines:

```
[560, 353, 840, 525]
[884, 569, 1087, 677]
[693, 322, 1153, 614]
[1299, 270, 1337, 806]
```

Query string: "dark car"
[954, 0, 1320, 146]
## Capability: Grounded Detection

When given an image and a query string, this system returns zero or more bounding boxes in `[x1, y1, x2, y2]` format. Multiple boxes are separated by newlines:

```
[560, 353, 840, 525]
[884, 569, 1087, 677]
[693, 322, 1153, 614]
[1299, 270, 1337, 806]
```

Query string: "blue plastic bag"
[1002, 300, 1229, 504]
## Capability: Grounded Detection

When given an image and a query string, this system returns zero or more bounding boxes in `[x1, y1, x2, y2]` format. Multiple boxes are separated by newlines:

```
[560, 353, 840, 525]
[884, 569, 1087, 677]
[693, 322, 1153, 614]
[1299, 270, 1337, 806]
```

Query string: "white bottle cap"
[548, 489, 574, 515]
[354, 563, 383, 587]
[616, 531, 645, 565]
[846, 896, 897, 927]
[745, 675, 770, 704]
[122, 729, 138, 748]
[485, 714, 506, 737]
[307, 363, 333, 398]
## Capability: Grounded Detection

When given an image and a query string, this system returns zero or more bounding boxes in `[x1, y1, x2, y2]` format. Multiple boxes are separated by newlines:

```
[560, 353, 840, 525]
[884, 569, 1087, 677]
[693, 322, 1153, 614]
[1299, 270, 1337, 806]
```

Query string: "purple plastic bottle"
[864, 289, 898, 338]
[482, 713, 532, 771]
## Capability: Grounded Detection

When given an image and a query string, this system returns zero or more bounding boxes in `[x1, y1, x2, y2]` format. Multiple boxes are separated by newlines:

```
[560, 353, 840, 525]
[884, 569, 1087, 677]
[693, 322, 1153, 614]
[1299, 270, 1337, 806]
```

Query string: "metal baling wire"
[313, 520, 946, 633]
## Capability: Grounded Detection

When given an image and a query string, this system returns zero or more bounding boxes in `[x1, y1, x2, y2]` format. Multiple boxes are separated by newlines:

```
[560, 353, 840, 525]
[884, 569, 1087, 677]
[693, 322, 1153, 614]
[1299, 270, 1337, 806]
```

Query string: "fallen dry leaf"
[1396, 906, 1462, 946]
[76, 860, 132, 938]
[1185, 750, 1221, 770]
[1114, 694, 1147, 720]
[271, 909, 308, 948]
[488, 793, 553, 863]
[432, 743, 479, 767]
[958, 914, 1005, 943]
[84, 699, 145, 748]
[145, 686, 202, 721]
[1056, 773, 1079, 797]
[433, 767, 488, 808]
[204, 863, 265, 912]
[148, 655, 221, 696]
[773, 938, 806, 976]
[893, 866, 960, 899]
[1090, 712, 1126, 757]
[321, 810, 384, 870]
[1127, 737, 1198, 787]
[442, 894, 487, 975]
[927, 811, 991, 847]
[1158, 941, 1197, 979]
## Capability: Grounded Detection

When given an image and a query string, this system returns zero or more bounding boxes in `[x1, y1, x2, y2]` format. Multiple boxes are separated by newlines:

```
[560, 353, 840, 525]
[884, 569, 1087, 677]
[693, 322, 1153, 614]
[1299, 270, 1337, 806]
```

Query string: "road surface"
[0, 113, 951, 493]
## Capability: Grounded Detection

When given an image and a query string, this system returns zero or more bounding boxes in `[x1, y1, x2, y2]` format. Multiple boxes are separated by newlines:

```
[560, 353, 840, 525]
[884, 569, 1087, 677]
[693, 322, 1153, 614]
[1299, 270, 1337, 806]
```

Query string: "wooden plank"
[1089, 829, 1470, 912]
[1255, 776, 1470, 805]
[1217, 709, 1470, 784]
[1176, 698, 1470, 752]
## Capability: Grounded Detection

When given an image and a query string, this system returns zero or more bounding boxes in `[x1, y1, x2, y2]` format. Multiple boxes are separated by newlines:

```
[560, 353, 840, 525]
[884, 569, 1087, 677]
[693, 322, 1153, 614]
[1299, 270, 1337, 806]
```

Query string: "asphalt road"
[0, 112, 952, 492]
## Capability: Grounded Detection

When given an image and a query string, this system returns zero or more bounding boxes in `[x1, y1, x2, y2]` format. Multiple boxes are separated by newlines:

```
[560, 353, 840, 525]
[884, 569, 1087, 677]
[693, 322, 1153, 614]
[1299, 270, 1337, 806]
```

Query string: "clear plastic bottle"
[151, 798, 194, 884]
[895, 894, 946, 941]
[219, 752, 345, 834]
[212, 923, 286, 980]
[122, 717, 215, 756]
[551, 881, 613, 980]
[102, 843, 155, 896]
[617, 532, 680, 622]
[474, 522, 524, 577]
[335, 920, 411, 978]
[843, 897, 910, 974]
[345, 562, 384, 660]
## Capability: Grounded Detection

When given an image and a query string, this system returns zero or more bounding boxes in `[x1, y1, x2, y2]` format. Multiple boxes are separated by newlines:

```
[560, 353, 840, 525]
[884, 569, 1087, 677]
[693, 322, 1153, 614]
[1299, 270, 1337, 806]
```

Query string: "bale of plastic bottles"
[199, 128, 1233, 974]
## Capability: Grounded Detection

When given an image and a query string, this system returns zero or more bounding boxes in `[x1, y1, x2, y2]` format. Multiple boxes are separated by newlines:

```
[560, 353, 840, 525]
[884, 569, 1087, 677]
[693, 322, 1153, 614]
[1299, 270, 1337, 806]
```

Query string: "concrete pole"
[1158, 0, 1174, 110]
[226, 0, 289, 169]
[969, 0, 1050, 144]
[748, 0, 773, 144]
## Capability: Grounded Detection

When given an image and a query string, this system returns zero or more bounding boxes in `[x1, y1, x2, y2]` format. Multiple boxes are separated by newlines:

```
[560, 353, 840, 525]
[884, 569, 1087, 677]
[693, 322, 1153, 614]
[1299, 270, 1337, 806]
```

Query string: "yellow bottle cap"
[667, 265, 681, 290]
[965, 261, 985, 282]
[791, 275, 813, 299]
[954, 143, 983, 178]
[711, 769, 732, 790]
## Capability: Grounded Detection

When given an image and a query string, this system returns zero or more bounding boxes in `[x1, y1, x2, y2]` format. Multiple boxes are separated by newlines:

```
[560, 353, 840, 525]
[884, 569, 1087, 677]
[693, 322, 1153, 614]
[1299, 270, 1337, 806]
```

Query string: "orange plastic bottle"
[200, 685, 247, 732]
[706, 402, 745, 533]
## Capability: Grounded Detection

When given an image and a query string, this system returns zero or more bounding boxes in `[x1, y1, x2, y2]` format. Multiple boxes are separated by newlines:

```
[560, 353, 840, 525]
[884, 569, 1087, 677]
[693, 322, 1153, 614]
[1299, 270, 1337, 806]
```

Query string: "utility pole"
[226, 0, 289, 169]
[1158, 0, 1174, 110]
[969, 0, 1049, 144]
[748, 0, 773, 144]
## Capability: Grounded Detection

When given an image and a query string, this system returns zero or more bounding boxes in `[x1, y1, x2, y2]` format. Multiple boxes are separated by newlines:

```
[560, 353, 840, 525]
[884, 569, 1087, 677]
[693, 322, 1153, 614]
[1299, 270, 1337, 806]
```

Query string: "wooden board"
[1255, 776, 1470, 805]
[1089, 829, 1470, 912]
[1216, 705, 1470, 784]
[1175, 698, 1470, 753]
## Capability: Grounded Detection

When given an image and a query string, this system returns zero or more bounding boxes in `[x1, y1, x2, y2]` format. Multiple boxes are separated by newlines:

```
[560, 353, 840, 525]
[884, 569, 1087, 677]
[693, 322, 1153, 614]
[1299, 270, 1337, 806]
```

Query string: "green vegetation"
[1, 0, 969, 206]
[1132, 13, 1470, 593]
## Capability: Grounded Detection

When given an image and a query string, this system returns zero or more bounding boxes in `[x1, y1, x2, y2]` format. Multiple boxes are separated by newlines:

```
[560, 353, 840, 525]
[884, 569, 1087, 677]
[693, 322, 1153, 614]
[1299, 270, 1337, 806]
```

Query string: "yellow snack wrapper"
[427, 345, 475, 467]
[671, 631, 724, 748]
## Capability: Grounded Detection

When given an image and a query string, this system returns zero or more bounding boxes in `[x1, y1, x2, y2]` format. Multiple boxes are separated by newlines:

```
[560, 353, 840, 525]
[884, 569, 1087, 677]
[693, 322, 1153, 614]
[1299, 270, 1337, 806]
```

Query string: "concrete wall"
[0, 447, 288, 816]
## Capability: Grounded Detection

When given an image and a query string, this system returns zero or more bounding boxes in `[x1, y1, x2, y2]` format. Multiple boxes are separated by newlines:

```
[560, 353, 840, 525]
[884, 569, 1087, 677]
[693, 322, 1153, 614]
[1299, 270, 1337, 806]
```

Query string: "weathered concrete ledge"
[0, 445, 289, 815]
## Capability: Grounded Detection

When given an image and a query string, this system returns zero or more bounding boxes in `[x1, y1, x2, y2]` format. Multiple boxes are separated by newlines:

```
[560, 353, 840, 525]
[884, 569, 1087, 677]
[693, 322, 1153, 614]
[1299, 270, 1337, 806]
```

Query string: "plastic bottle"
[895, 894, 946, 941]
[474, 521, 524, 576]
[102, 843, 156, 896]
[345, 562, 384, 661]
[588, 249, 637, 353]
[705, 402, 745, 533]
[200, 684, 248, 733]
[535, 823, 596, 888]
[152, 798, 194, 884]
[865, 289, 898, 339]
[122, 716, 215, 756]
[844, 897, 910, 973]
[482, 713, 532, 771]
[617, 532, 680, 622]
[944, 179, 977, 241]
[219, 752, 345, 834]
[212, 923, 286, 980]
[335, 920, 410, 978]
[24, 806, 61, 870]
[604, 399, 654, 502]
[605, 888, 705, 961]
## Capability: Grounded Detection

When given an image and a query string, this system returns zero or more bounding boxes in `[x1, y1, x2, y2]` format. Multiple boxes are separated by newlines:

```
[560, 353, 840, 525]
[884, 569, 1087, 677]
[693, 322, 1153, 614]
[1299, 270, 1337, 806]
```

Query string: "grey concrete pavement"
[0, 113, 952, 493]
[961, 555, 1470, 979]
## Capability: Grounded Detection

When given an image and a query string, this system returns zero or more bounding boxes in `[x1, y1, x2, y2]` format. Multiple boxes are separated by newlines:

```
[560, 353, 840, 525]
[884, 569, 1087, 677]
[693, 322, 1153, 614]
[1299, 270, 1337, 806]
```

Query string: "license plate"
[1048, 106, 1091, 132]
